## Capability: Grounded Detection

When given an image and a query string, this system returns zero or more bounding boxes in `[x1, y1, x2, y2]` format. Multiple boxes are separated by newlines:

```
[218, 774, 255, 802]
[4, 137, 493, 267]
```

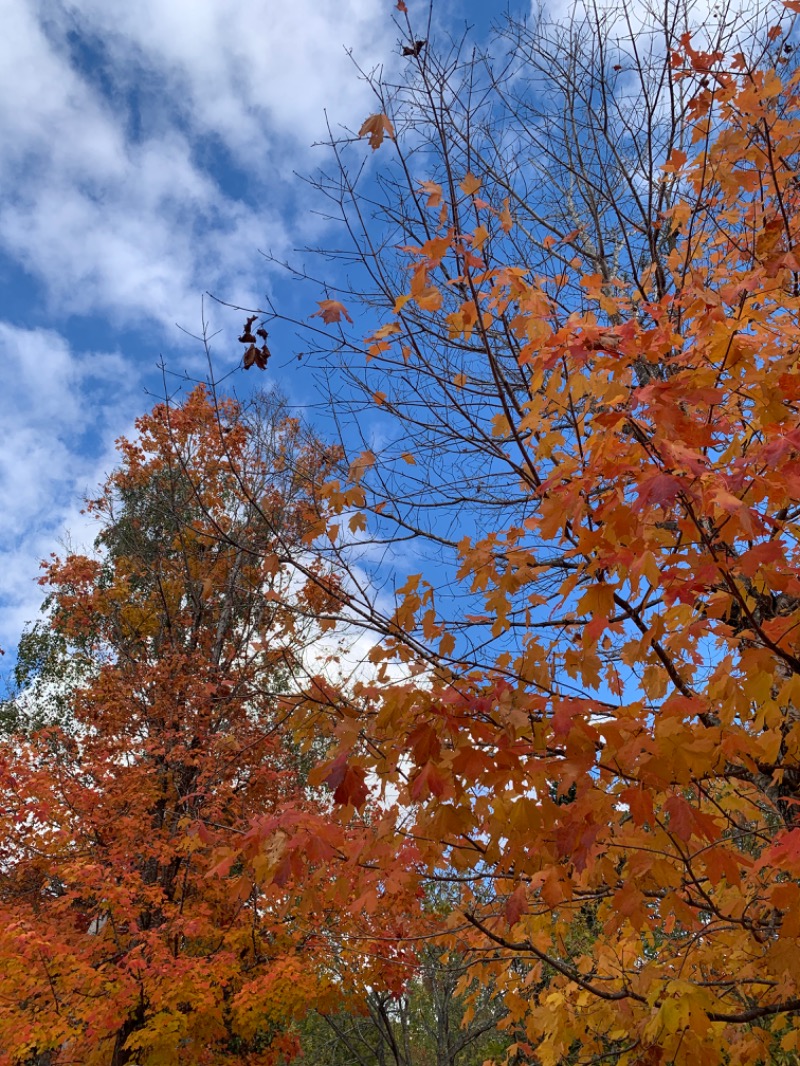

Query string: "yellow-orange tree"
[263, 7, 800, 1064]
[0, 387, 368, 1065]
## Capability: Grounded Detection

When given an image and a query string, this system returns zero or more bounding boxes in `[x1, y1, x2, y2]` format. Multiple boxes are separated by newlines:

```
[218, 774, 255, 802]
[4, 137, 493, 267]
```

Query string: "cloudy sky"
[2, 0, 777, 673]
[0, 0, 509, 663]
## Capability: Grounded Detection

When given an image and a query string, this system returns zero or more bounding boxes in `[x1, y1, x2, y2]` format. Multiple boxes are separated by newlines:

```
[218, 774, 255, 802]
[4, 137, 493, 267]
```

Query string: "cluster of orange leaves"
[11, 16, 800, 1066]
[0, 388, 428, 1064]
[311, 13, 800, 1065]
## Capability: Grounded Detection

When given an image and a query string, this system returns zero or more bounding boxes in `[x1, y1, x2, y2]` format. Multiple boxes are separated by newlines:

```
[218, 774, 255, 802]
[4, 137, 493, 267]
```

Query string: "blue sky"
[0, 0, 521, 663]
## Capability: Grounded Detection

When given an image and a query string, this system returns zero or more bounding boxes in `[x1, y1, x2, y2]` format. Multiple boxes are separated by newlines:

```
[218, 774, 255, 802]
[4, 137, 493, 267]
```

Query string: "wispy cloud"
[0, 323, 138, 649]
[52, 0, 393, 155]
[0, 0, 400, 648]
[0, 0, 394, 333]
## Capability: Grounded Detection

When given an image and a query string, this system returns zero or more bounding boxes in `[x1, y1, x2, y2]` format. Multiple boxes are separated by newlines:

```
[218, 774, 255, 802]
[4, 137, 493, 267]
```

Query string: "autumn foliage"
[0, 389, 361, 1064]
[11, 7, 800, 1066]
[292, 10, 800, 1066]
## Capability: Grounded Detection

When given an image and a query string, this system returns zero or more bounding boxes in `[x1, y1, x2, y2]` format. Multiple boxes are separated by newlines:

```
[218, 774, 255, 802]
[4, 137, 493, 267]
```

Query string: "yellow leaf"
[349, 450, 376, 482]
[418, 180, 443, 207]
[370, 322, 401, 340]
[642, 551, 660, 588]
[491, 413, 510, 437]
[577, 582, 615, 618]
[415, 286, 442, 311]
[460, 172, 482, 196]
[472, 224, 489, 250]
[312, 299, 353, 324]
[662, 148, 688, 173]
[401, 452, 417, 465]
[439, 632, 456, 657]
[499, 197, 512, 233]
[359, 113, 395, 150]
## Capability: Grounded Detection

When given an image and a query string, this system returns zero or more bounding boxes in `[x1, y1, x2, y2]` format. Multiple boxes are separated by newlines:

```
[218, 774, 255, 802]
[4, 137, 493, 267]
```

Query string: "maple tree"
[13, 2, 800, 1064]
[0, 386, 363, 1065]
[244, 2, 800, 1063]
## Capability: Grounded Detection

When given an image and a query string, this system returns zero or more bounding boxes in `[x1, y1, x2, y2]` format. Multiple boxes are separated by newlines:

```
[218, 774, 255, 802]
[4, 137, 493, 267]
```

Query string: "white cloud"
[0, 0, 410, 660]
[0, 0, 394, 336]
[54, 0, 394, 155]
[0, 323, 136, 651]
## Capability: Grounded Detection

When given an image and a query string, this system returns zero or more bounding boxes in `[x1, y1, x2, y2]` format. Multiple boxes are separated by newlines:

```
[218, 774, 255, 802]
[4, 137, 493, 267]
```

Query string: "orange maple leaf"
[313, 299, 353, 325]
[460, 172, 482, 196]
[505, 884, 527, 926]
[418, 180, 443, 207]
[359, 113, 395, 150]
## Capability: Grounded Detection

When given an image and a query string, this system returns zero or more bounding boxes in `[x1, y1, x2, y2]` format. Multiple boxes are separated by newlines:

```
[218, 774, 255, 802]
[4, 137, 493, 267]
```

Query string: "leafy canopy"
[286, 10, 800, 1065]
